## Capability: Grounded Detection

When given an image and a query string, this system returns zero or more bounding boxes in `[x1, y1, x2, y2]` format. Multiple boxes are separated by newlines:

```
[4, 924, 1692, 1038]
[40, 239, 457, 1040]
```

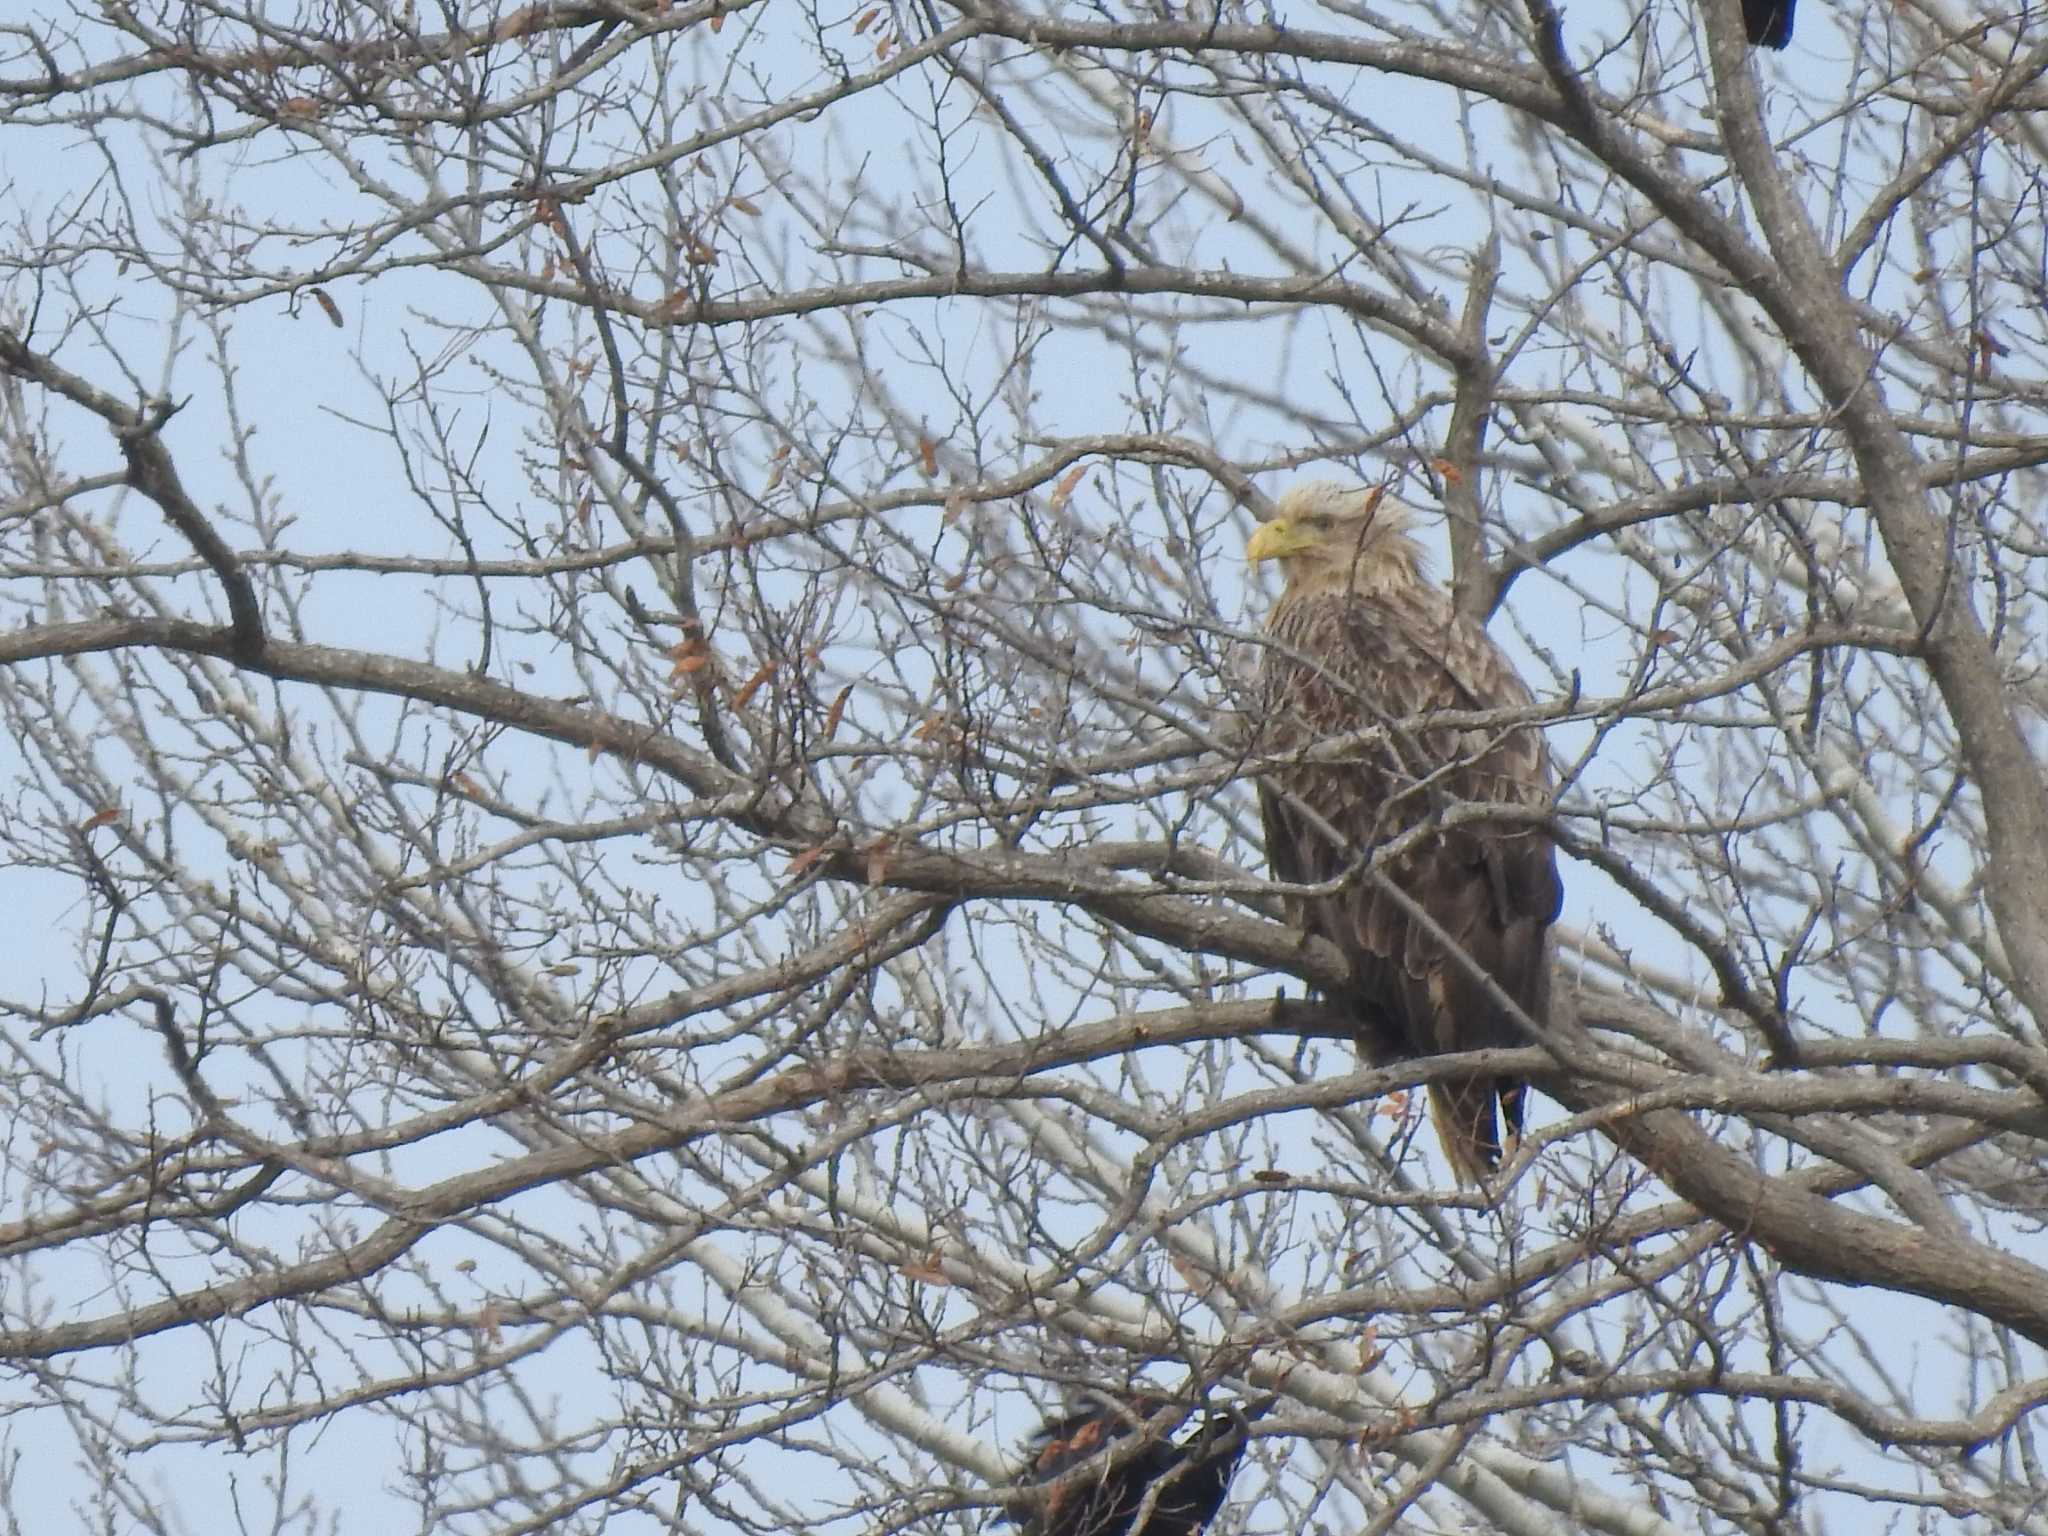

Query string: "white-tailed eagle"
[1248, 480, 1562, 1185]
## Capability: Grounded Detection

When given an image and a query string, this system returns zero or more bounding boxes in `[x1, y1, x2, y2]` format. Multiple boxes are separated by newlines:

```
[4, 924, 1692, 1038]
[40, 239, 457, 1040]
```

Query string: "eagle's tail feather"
[1428, 1078, 1507, 1188]
[1499, 1079, 1527, 1160]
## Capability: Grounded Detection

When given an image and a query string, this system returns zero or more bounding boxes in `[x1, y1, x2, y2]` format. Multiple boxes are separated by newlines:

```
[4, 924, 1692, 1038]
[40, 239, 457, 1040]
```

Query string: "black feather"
[1742, 0, 1795, 48]
[1006, 1396, 1268, 1536]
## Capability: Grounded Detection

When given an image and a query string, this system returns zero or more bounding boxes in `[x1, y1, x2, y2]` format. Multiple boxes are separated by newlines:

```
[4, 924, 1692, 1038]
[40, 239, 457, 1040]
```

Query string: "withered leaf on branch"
[669, 634, 715, 685]
[863, 836, 895, 884]
[730, 660, 777, 711]
[1047, 463, 1087, 512]
[786, 845, 832, 879]
[1356, 1325, 1383, 1372]
[821, 684, 854, 741]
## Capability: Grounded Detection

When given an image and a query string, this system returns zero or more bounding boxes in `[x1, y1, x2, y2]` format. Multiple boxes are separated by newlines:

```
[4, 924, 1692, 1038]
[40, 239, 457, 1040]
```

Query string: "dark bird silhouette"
[1743, 0, 1795, 47]
[1248, 481, 1562, 1186]
[1007, 1394, 1268, 1536]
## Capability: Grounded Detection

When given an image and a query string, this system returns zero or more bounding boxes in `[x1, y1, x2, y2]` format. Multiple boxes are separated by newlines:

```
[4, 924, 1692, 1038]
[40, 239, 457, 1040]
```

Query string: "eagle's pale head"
[1245, 479, 1428, 597]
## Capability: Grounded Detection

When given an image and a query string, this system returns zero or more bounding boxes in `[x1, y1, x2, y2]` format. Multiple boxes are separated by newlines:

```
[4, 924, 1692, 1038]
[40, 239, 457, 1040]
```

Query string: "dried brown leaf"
[730, 660, 776, 711]
[1357, 1325, 1384, 1372]
[822, 683, 854, 741]
[669, 635, 713, 678]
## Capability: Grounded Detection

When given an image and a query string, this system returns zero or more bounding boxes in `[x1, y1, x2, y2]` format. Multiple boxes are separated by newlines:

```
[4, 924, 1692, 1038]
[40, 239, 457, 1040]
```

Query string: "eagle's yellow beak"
[1246, 518, 1321, 563]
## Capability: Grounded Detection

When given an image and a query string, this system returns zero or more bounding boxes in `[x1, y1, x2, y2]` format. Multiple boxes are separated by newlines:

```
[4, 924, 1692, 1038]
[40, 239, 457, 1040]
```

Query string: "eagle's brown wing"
[1260, 587, 1561, 1183]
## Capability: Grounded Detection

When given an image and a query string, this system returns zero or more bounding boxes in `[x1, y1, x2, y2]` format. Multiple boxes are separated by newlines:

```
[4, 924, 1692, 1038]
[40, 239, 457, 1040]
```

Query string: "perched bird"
[1247, 481, 1562, 1185]
[1007, 1394, 1267, 1536]
[1742, 0, 1795, 48]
